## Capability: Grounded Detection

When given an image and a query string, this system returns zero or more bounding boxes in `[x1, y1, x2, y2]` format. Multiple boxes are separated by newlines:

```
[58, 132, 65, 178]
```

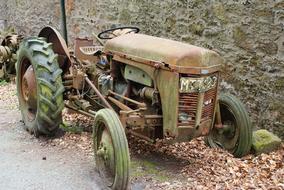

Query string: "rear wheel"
[93, 109, 130, 190]
[207, 94, 252, 157]
[16, 37, 64, 136]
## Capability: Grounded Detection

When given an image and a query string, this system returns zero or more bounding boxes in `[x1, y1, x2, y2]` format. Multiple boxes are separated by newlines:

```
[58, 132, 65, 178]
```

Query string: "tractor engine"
[96, 61, 163, 139]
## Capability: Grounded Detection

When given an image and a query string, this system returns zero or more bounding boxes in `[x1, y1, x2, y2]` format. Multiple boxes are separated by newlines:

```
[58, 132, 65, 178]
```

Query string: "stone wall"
[1, 0, 283, 138]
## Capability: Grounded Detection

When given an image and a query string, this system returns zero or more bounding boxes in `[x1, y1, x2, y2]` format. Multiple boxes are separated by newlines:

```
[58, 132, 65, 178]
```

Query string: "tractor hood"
[105, 34, 223, 68]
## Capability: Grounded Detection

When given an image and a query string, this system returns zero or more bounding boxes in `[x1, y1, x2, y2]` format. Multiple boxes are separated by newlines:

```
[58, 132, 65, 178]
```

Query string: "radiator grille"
[178, 87, 217, 127]
[178, 92, 198, 126]
[202, 88, 217, 121]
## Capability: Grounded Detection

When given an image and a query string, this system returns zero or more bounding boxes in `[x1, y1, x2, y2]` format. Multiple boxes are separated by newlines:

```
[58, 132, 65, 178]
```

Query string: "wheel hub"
[21, 65, 37, 120]
[211, 107, 239, 151]
[96, 128, 115, 187]
[97, 142, 109, 161]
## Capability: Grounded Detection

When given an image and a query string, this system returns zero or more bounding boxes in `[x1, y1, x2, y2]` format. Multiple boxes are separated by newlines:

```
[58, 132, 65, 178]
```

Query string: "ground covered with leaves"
[2, 82, 284, 190]
[130, 137, 284, 190]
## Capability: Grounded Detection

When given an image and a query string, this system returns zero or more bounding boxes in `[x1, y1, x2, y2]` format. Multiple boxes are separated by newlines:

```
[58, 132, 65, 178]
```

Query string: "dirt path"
[0, 108, 105, 190]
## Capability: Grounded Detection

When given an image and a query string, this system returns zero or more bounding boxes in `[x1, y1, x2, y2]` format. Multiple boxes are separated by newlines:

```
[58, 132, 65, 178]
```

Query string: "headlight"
[180, 75, 217, 93]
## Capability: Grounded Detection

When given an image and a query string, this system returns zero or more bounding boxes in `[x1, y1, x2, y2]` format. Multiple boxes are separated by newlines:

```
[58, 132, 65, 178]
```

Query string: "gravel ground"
[1, 82, 283, 190]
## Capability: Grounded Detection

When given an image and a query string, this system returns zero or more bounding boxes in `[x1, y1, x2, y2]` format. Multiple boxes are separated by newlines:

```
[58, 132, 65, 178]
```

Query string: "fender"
[38, 26, 71, 72]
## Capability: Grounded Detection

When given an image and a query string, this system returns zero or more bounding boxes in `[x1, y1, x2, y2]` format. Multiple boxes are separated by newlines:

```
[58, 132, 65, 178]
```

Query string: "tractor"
[14, 25, 252, 189]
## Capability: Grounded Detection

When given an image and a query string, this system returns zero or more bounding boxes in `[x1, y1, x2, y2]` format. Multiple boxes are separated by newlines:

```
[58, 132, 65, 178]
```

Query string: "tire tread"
[16, 37, 64, 135]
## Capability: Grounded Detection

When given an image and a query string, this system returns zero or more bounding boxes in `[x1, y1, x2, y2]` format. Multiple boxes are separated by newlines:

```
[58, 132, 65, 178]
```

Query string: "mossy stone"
[190, 23, 204, 36]
[275, 77, 284, 90]
[252, 129, 282, 155]
[165, 16, 176, 33]
[119, 9, 131, 22]
[233, 26, 246, 44]
[213, 4, 228, 23]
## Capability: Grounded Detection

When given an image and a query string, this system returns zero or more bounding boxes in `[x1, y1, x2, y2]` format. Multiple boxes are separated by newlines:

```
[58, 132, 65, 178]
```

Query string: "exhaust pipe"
[60, 0, 68, 45]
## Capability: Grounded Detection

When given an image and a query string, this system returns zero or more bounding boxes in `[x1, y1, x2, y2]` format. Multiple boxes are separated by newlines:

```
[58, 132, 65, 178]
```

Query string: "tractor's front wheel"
[207, 94, 252, 157]
[93, 109, 130, 190]
[16, 37, 64, 136]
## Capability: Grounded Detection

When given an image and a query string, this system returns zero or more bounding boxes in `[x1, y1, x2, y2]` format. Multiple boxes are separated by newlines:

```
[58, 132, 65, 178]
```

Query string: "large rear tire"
[16, 37, 64, 136]
[206, 94, 252, 157]
[93, 109, 130, 190]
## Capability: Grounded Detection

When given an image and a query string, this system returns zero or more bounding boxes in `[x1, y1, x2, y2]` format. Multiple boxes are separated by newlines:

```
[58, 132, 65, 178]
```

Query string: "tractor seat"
[79, 46, 104, 56]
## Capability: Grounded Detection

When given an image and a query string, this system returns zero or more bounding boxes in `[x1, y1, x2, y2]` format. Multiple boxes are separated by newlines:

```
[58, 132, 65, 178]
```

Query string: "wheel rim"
[95, 121, 115, 187]
[20, 59, 37, 121]
[210, 103, 240, 152]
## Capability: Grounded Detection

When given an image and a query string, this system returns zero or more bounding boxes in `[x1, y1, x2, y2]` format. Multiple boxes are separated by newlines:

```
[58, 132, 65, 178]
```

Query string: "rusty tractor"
[15, 25, 252, 189]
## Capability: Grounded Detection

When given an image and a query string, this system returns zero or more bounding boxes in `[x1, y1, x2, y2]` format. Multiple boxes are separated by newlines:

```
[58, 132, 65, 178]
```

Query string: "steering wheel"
[98, 26, 140, 39]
